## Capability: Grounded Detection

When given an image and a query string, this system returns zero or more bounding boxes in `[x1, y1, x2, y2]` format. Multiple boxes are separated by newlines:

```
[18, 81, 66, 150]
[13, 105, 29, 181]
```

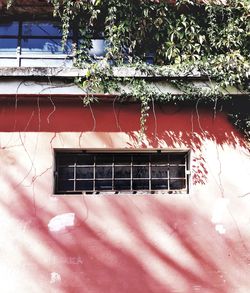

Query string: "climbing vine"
[7, 0, 250, 138]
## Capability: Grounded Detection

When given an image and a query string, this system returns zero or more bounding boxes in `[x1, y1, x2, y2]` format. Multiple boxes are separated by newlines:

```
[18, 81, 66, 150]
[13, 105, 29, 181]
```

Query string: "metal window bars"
[55, 151, 190, 195]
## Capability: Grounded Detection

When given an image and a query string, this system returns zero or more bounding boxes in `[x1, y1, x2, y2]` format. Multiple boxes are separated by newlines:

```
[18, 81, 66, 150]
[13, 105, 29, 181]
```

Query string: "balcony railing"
[0, 46, 74, 67]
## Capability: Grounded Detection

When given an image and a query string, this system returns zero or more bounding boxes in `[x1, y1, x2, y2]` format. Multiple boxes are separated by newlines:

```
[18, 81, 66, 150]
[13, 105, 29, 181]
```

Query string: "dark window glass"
[170, 179, 186, 190]
[114, 166, 131, 178]
[57, 154, 76, 166]
[77, 154, 94, 165]
[151, 153, 168, 164]
[169, 154, 186, 164]
[55, 152, 189, 194]
[151, 179, 168, 190]
[76, 167, 93, 179]
[58, 167, 74, 179]
[95, 166, 112, 179]
[151, 166, 168, 178]
[0, 22, 18, 36]
[76, 180, 93, 191]
[114, 154, 131, 165]
[96, 180, 112, 190]
[132, 166, 149, 178]
[57, 180, 74, 192]
[169, 166, 185, 178]
[95, 154, 113, 164]
[114, 180, 131, 190]
[133, 180, 149, 190]
[133, 154, 149, 164]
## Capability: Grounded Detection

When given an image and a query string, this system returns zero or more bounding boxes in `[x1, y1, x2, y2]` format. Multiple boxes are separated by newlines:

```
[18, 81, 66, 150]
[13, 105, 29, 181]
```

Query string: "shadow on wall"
[0, 99, 247, 188]
[0, 99, 246, 148]
[0, 169, 250, 293]
[127, 103, 246, 149]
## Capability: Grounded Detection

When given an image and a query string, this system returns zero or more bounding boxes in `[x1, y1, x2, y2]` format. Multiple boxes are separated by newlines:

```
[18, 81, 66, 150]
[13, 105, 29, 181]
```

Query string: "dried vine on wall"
[7, 0, 250, 138]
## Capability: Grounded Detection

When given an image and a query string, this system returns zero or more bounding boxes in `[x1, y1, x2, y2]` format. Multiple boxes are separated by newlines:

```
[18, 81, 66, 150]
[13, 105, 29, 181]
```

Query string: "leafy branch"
[6, 0, 250, 139]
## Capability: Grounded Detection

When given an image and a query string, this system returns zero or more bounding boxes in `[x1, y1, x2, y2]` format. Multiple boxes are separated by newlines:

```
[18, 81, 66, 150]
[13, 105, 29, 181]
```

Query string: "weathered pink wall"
[0, 97, 249, 292]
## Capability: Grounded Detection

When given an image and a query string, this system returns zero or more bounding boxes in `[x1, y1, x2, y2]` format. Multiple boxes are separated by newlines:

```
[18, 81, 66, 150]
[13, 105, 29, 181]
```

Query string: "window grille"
[54, 151, 189, 194]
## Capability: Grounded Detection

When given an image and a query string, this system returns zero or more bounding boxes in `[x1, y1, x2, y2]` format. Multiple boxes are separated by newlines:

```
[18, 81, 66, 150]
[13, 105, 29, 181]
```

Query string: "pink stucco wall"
[0, 97, 249, 292]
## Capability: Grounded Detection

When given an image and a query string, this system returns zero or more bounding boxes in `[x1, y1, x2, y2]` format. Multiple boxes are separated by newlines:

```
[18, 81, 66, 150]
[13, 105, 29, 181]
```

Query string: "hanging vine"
[6, 0, 250, 138]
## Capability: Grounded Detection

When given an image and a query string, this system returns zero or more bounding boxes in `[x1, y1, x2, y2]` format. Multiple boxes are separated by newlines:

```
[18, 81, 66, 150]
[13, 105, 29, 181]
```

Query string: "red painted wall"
[0, 97, 249, 293]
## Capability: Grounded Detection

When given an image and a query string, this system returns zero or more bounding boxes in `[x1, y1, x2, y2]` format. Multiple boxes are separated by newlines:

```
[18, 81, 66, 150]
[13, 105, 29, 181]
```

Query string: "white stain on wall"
[211, 198, 229, 234]
[48, 213, 75, 232]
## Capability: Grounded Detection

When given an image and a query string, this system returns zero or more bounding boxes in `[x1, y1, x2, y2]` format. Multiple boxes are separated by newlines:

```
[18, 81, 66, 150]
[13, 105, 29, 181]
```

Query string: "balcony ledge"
[0, 66, 211, 79]
[0, 67, 86, 78]
[0, 66, 247, 97]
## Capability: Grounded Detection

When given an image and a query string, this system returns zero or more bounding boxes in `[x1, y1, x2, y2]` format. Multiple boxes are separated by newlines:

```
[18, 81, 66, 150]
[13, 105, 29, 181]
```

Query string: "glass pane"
[96, 180, 112, 190]
[21, 38, 73, 54]
[114, 180, 131, 190]
[57, 180, 74, 192]
[133, 154, 149, 164]
[169, 166, 185, 178]
[0, 38, 18, 52]
[95, 154, 113, 164]
[170, 179, 186, 190]
[57, 154, 76, 166]
[114, 154, 131, 165]
[76, 180, 93, 191]
[77, 154, 94, 165]
[169, 154, 185, 164]
[0, 22, 18, 36]
[132, 166, 149, 178]
[151, 153, 168, 164]
[133, 180, 149, 190]
[22, 22, 66, 37]
[151, 166, 168, 178]
[151, 179, 168, 190]
[76, 167, 93, 179]
[114, 166, 131, 179]
[58, 167, 74, 179]
[95, 166, 112, 179]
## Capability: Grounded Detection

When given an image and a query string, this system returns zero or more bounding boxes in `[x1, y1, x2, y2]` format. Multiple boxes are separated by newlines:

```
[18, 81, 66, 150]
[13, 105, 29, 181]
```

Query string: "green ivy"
[7, 0, 250, 139]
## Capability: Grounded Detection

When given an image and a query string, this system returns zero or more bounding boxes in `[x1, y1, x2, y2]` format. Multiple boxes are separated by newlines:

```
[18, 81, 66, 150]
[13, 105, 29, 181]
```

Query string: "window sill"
[52, 190, 189, 197]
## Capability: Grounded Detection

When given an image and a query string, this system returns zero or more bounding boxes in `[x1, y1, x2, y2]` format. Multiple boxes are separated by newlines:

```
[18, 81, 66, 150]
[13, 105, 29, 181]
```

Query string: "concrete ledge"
[0, 66, 207, 79]
[0, 67, 86, 78]
[0, 77, 246, 97]
[0, 66, 201, 78]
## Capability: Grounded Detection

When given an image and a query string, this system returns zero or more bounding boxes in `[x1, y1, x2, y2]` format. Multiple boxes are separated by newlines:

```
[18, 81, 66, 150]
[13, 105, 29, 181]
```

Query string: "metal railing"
[0, 46, 75, 67]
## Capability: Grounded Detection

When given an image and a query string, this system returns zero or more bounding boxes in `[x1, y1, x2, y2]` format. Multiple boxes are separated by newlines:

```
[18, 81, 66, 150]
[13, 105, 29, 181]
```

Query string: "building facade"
[0, 1, 250, 292]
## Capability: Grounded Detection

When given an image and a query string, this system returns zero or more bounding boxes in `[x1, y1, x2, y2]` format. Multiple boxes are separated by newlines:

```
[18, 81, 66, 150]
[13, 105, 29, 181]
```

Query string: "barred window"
[54, 151, 190, 194]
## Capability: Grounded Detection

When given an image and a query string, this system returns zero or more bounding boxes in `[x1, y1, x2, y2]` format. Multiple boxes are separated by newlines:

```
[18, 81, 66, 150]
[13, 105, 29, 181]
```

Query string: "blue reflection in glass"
[22, 22, 73, 37]
[21, 38, 73, 54]
[0, 38, 18, 53]
[0, 21, 74, 58]
[0, 22, 18, 36]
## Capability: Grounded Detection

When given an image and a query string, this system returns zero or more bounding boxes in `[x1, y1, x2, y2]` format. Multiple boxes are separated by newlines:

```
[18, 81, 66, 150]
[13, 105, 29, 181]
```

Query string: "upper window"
[54, 150, 190, 195]
[0, 21, 74, 67]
